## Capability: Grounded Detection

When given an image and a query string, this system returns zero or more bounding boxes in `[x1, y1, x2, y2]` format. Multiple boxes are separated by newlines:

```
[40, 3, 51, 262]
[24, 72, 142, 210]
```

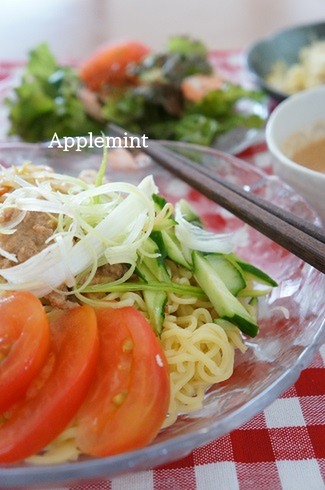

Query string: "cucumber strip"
[178, 199, 203, 227]
[237, 287, 272, 298]
[150, 230, 168, 259]
[139, 236, 171, 282]
[82, 280, 206, 298]
[246, 296, 258, 322]
[192, 251, 259, 337]
[162, 230, 191, 269]
[136, 236, 172, 335]
[152, 193, 177, 230]
[214, 318, 239, 331]
[144, 289, 167, 336]
[205, 253, 246, 295]
[228, 253, 278, 287]
[136, 261, 167, 336]
[151, 229, 191, 269]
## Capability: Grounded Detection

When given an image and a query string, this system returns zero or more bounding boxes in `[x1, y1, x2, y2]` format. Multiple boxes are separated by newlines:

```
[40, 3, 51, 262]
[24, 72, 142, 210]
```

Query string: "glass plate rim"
[0, 140, 324, 487]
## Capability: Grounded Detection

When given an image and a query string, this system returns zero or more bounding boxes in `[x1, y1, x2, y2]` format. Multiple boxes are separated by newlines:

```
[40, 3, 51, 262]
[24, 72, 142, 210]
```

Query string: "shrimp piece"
[181, 74, 223, 103]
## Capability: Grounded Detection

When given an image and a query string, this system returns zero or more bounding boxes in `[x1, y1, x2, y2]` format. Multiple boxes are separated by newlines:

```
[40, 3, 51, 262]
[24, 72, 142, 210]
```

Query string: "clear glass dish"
[0, 140, 324, 489]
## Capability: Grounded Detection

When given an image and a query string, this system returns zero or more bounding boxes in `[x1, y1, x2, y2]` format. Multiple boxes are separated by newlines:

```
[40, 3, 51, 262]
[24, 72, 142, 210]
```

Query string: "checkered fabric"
[61, 346, 325, 490]
[0, 53, 324, 490]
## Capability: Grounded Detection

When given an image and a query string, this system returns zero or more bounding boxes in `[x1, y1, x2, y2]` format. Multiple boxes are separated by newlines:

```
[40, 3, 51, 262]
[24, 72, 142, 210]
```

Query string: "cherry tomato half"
[76, 306, 170, 457]
[0, 305, 99, 463]
[0, 291, 50, 414]
[80, 40, 150, 91]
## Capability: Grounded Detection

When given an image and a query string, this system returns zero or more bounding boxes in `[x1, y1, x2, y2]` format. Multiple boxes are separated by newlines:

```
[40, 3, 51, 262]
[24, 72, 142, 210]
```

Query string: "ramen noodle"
[0, 162, 271, 464]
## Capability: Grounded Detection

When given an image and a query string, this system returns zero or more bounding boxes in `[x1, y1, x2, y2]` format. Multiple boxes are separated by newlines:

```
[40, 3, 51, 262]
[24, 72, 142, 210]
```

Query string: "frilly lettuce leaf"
[6, 44, 104, 142]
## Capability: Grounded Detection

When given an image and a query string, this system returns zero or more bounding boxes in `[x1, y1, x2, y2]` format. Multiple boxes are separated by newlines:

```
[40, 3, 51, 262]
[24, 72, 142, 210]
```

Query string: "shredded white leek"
[0, 164, 249, 301]
[174, 203, 235, 259]
[0, 247, 18, 263]
[0, 171, 158, 297]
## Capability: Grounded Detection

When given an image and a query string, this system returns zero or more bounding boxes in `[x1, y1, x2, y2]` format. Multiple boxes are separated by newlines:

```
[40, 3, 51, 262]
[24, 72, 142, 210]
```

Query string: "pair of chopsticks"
[109, 124, 325, 274]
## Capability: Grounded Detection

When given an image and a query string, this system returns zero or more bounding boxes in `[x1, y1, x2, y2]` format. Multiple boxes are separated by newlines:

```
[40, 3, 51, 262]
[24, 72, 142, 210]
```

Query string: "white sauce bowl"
[266, 86, 325, 226]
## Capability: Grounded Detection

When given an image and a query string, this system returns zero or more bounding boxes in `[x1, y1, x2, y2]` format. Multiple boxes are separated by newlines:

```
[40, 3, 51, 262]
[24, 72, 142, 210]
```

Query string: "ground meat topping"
[90, 262, 128, 284]
[0, 210, 56, 268]
[43, 289, 79, 310]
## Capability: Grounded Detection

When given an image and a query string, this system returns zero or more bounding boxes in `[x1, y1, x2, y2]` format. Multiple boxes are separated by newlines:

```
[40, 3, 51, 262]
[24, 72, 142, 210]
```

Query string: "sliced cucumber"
[228, 254, 278, 287]
[237, 287, 272, 298]
[214, 318, 238, 331]
[192, 251, 259, 337]
[150, 230, 168, 260]
[246, 296, 258, 322]
[135, 261, 167, 336]
[151, 229, 191, 269]
[178, 199, 203, 227]
[152, 193, 177, 231]
[152, 193, 167, 210]
[205, 253, 246, 295]
[139, 236, 170, 281]
[136, 237, 170, 335]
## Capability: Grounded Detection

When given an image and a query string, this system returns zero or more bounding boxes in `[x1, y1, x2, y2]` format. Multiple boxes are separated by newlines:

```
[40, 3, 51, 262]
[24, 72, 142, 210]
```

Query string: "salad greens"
[6, 37, 266, 145]
[6, 44, 105, 142]
[101, 36, 265, 145]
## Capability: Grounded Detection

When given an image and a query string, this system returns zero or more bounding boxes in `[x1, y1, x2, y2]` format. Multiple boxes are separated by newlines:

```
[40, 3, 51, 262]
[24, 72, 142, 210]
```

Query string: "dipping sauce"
[282, 121, 325, 174]
[291, 137, 325, 173]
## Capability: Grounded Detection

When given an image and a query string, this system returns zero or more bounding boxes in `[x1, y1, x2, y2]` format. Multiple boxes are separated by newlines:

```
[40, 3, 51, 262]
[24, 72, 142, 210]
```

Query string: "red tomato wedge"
[0, 291, 50, 414]
[0, 305, 99, 463]
[80, 40, 150, 91]
[76, 306, 170, 457]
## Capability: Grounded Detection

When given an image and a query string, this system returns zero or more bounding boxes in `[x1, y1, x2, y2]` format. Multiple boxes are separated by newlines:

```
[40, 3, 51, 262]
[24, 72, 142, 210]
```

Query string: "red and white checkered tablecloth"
[71, 349, 325, 490]
[0, 52, 324, 490]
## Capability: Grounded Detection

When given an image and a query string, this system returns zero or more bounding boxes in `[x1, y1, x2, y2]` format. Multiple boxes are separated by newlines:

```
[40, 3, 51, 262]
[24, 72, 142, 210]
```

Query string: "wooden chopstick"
[152, 145, 325, 244]
[109, 124, 325, 274]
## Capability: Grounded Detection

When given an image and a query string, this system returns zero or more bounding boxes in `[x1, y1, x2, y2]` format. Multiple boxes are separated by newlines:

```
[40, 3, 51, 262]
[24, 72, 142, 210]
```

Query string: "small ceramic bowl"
[246, 21, 325, 100]
[265, 85, 325, 225]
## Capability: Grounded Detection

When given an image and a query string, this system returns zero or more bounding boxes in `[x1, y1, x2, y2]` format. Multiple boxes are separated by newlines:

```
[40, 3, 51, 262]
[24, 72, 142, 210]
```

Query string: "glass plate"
[0, 141, 324, 489]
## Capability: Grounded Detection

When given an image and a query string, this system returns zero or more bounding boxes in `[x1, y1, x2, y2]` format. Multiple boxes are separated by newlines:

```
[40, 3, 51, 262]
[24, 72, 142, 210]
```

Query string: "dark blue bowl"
[246, 21, 325, 101]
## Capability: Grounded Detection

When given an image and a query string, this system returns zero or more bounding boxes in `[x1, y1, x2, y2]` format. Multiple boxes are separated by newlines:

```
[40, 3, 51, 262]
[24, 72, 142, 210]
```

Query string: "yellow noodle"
[0, 165, 250, 464]
[25, 258, 246, 462]
[26, 427, 80, 465]
[160, 278, 246, 427]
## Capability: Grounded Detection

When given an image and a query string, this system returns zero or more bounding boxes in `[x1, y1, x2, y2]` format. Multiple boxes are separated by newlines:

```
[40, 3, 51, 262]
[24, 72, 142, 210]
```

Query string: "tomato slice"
[0, 291, 50, 414]
[76, 306, 170, 457]
[0, 305, 99, 463]
[80, 40, 150, 91]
